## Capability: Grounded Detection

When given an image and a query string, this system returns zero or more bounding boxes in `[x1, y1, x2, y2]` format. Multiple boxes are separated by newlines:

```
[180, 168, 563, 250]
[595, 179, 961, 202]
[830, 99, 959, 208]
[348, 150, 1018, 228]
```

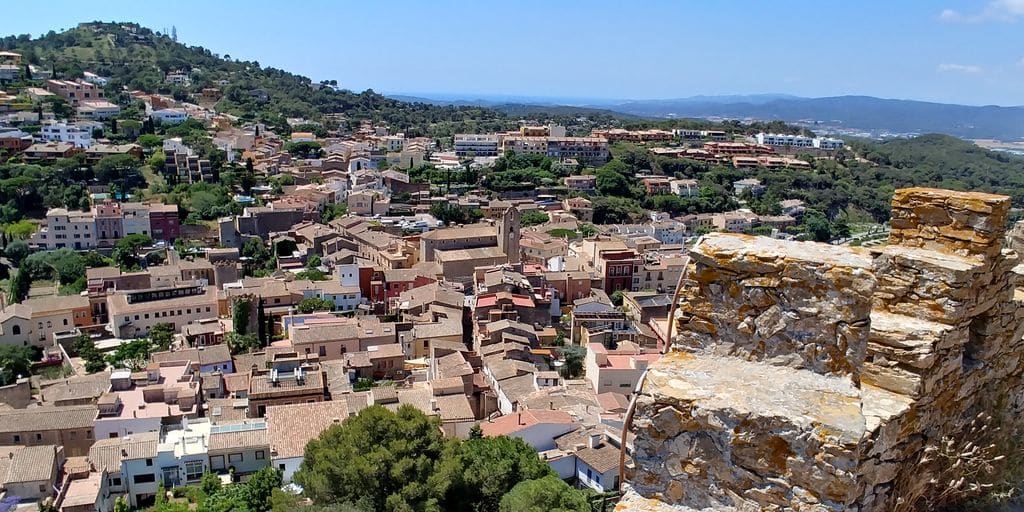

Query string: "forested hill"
[0, 22, 513, 137]
[849, 134, 1024, 207]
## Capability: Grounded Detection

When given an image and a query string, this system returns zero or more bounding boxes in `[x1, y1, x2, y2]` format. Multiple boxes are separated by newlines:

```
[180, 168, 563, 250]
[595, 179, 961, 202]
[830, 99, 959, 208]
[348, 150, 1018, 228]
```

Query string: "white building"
[670, 178, 699, 198]
[584, 342, 659, 395]
[82, 71, 109, 86]
[383, 135, 405, 152]
[77, 100, 121, 120]
[755, 132, 844, 151]
[150, 108, 189, 125]
[164, 72, 191, 86]
[480, 410, 578, 451]
[40, 122, 93, 148]
[162, 137, 192, 156]
[814, 137, 845, 151]
[454, 134, 501, 157]
[122, 203, 152, 237]
[31, 207, 97, 250]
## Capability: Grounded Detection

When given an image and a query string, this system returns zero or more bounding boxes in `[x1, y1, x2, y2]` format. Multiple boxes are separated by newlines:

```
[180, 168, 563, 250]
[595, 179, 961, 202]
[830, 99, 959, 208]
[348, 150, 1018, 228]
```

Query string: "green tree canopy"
[497, 475, 591, 512]
[113, 234, 154, 269]
[0, 345, 33, 384]
[559, 345, 586, 379]
[148, 323, 175, 351]
[519, 211, 549, 227]
[295, 405, 456, 512]
[297, 297, 335, 314]
[446, 436, 555, 512]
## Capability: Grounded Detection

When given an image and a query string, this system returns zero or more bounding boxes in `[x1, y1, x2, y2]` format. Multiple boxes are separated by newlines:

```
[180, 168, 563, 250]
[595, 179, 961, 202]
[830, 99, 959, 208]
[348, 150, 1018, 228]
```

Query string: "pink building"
[94, 200, 123, 248]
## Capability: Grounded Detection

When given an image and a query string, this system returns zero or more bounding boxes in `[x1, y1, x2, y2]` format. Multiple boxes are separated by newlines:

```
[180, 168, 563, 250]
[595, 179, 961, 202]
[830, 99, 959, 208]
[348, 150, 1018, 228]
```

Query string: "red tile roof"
[480, 410, 575, 437]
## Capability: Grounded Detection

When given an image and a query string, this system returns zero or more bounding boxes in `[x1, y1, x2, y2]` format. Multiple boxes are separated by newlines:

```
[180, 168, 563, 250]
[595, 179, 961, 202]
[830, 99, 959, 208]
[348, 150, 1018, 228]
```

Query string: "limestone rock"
[676, 233, 875, 382]
[626, 188, 1024, 512]
[888, 187, 1010, 259]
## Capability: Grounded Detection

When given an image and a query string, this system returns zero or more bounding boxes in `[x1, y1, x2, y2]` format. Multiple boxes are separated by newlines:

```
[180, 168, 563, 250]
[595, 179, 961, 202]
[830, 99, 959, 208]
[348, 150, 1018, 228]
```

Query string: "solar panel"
[210, 421, 265, 434]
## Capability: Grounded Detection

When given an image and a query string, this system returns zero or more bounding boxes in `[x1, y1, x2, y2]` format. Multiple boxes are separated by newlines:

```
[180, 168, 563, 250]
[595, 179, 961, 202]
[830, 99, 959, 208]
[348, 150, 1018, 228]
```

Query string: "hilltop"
[0, 22, 514, 137]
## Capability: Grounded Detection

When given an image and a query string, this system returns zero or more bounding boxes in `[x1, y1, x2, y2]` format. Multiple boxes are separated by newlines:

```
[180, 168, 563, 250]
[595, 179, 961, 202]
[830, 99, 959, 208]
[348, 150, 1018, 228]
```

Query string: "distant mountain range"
[387, 93, 1024, 140]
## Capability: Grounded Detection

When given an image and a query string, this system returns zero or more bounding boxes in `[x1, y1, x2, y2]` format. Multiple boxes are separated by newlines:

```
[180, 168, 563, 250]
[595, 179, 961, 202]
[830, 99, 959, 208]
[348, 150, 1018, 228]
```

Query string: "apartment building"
[106, 283, 218, 338]
[590, 128, 674, 142]
[150, 108, 189, 125]
[77, 100, 122, 120]
[502, 136, 609, 165]
[45, 79, 104, 106]
[40, 122, 94, 148]
[165, 152, 212, 184]
[670, 178, 699, 198]
[22, 142, 80, 162]
[754, 132, 844, 151]
[454, 134, 501, 157]
[641, 177, 672, 195]
[31, 207, 97, 250]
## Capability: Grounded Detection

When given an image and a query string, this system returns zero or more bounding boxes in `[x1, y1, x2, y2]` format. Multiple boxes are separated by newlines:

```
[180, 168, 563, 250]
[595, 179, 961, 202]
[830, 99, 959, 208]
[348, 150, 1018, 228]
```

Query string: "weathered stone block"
[872, 246, 996, 325]
[888, 187, 1010, 260]
[675, 233, 875, 381]
[629, 352, 865, 511]
[862, 311, 960, 397]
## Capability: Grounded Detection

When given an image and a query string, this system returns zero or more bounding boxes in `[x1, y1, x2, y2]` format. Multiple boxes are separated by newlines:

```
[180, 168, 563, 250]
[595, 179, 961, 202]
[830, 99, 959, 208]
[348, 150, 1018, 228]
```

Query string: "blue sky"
[2, 0, 1023, 106]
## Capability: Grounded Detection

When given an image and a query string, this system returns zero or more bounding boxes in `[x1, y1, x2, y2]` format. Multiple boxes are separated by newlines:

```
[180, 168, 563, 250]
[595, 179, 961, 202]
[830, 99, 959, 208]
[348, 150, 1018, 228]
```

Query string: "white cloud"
[938, 0, 1024, 22]
[938, 63, 983, 73]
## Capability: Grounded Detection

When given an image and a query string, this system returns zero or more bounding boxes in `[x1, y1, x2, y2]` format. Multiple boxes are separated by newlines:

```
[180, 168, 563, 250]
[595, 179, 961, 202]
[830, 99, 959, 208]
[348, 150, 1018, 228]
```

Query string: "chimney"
[430, 398, 438, 413]
[518, 413, 524, 425]
[587, 433, 601, 449]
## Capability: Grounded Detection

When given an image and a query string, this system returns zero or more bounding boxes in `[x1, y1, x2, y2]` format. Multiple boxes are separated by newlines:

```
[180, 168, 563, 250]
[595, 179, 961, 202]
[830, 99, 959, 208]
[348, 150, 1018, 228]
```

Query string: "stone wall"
[620, 188, 1024, 511]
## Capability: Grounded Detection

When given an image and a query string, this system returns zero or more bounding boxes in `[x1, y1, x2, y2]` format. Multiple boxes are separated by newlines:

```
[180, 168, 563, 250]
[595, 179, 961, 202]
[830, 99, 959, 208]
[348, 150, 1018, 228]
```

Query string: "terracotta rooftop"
[265, 401, 348, 459]
[480, 410, 576, 437]
[4, 445, 58, 484]
[0, 405, 97, 432]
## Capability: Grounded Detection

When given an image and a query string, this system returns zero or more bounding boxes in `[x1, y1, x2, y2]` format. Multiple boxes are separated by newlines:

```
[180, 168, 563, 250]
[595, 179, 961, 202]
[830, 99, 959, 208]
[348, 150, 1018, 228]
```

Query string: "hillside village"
[0, 21, 1020, 512]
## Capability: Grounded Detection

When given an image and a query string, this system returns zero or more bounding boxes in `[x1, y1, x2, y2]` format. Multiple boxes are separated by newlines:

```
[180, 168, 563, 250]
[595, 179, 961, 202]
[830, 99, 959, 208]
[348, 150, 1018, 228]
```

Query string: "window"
[228, 453, 243, 463]
[184, 460, 203, 481]
[586, 468, 592, 479]
[12, 435, 19, 443]
[87, 430, 93, 439]
[256, 450, 265, 460]
[39, 484, 46, 493]
[111, 477, 121, 486]
[63, 319, 68, 326]
[133, 474, 156, 484]
[35, 433, 42, 441]
[11, 325, 19, 335]
[146, 458, 153, 467]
